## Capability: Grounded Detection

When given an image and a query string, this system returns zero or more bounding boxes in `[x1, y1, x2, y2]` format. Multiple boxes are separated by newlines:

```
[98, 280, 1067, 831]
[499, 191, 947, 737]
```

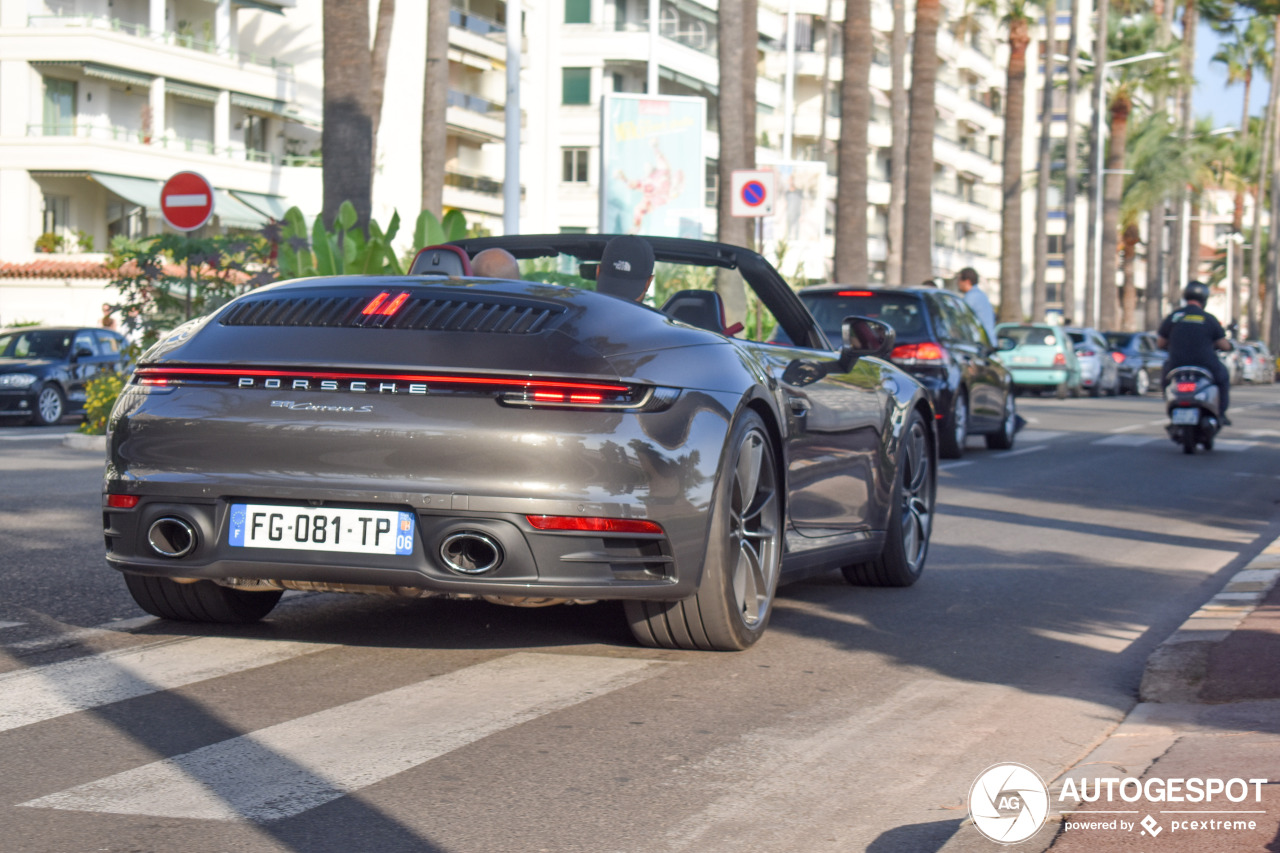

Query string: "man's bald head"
[470, 248, 521, 279]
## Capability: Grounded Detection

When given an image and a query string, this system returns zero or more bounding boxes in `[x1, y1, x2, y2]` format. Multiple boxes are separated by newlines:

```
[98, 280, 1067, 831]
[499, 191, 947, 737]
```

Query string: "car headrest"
[660, 289, 744, 337]
[409, 245, 472, 276]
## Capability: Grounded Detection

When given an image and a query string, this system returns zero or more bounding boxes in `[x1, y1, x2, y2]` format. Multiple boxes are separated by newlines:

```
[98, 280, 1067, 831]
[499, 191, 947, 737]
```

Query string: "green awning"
[166, 80, 219, 103]
[233, 0, 289, 13]
[32, 61, 154, 88]
[230, 190, 289, 220]
[230, 93, 288, 116]
[90, 172, 161, 210]
[215, 190, 268, 229]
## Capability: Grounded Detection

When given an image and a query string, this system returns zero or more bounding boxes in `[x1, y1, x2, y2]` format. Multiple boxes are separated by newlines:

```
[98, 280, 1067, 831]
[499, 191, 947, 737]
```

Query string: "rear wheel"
[985, 392, 1017, 450]
[32, 383, 66, 426]
[625, 410, 782, 651]
[1180, 427, 1197, 455]
[843, 410, 933, 587]
[1134, 369, 1150, 396]
[124, 574, 283, 623]
[938, 391, 968, 459]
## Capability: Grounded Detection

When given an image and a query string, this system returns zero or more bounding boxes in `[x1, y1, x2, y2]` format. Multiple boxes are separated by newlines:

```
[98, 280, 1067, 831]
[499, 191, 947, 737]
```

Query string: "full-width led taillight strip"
[133, 366, 630, 394]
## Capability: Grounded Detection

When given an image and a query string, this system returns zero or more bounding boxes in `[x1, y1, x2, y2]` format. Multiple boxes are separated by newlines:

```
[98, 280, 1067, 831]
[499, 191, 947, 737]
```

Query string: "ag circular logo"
[969, 763, 1050, 844]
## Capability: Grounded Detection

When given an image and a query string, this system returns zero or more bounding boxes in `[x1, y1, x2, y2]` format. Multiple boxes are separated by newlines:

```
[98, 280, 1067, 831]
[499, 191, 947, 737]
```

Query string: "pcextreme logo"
[968, 763, 1051, 844]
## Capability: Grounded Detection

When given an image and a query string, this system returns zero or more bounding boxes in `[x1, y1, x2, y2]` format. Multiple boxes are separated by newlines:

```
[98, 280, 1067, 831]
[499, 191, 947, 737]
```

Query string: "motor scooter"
[1165, 366, 1221, 454]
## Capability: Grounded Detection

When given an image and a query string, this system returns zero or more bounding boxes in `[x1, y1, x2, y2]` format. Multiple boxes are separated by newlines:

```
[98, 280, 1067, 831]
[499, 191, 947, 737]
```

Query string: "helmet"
[1183, 281, 1210, 305]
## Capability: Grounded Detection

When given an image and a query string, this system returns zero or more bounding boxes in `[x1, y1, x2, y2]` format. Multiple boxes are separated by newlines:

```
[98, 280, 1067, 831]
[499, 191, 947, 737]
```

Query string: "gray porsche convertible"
[103, 235, 936, 650]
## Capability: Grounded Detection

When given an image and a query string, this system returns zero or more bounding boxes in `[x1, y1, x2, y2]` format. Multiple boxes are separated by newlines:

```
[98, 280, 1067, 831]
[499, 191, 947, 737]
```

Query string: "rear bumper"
[1007, 368, 1069, 387]
[104, 494, 698, 600]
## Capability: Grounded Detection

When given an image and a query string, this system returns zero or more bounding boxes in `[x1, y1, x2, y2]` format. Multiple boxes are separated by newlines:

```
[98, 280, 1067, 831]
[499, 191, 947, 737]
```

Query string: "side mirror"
[838, 316, 896, 371]
[997, 337, 1016, 351]
[73, 347, 94, 361]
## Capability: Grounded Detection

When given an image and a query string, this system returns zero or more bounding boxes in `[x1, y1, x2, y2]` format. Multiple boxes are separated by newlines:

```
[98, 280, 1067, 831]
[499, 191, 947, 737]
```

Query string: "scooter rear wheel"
[1181, 427, 1197, 454]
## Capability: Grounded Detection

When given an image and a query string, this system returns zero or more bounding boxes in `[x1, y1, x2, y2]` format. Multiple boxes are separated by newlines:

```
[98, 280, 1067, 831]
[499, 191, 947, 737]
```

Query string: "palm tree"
[1033, 0, 1058, 322]
[323, 0, 373, 231]
[887, 0, 909, 284]
[1211, 15, 1268, 329]
[902, 0, 942, 286]
[975, 0, 1035, 322]
[1121, 111, 1188, 330]
[422, 0, 450, 216]
[1062, 0, 1082, 322]
[369, 0, 397, 181]
[835, 0, 871, 281]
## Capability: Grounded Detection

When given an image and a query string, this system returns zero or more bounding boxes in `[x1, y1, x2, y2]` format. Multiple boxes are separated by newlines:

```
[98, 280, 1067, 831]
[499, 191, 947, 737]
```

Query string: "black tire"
[1055, 383, 1069, 400]
[124, 573, 283, 623]
[32, 383, 67, 426]
[625, 410, 782, 651]
[1088, 381, 1101, 398]
[985, 392, 1017, 450]
[938, 390, 968, 459]
[843, 410, 934, 587]
[1179, 427, 1197, 455]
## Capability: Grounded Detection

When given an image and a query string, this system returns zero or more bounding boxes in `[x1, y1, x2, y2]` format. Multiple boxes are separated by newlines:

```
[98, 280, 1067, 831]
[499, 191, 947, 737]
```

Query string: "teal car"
[993, 323, 1083, 398]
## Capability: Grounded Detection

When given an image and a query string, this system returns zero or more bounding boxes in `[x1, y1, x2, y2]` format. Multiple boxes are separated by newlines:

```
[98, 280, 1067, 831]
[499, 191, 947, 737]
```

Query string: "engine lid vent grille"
[220, 295, 565, 334]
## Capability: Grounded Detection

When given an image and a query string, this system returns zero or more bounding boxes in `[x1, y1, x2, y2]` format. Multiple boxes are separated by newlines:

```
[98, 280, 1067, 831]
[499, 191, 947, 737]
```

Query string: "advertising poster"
[760, 160, 828, 280]
[600, 93, 706, 238]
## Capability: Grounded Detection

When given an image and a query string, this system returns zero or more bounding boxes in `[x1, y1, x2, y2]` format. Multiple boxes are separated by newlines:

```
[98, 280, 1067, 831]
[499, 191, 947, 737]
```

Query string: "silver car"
[1064, 327, 1120, 397]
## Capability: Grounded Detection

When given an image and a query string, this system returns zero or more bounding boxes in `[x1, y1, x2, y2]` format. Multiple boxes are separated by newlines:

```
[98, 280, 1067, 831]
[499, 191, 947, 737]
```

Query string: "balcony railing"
[26, 123, 320, 167]
[445, 169, 503, 196]
[450, 8, 506, 37]
[447, 89, 502, 115]
[27, 13, 294, 70]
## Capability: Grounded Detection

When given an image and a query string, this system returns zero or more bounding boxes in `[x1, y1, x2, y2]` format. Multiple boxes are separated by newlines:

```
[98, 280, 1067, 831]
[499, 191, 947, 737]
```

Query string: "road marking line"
[996, 446, 1046, 459]
[939, 461, 974, 470]
[5, 615, 160, 653]
[1212, 440, 1256, 452]
[1093, 434, 1160, 447]
[21, 652, 663, 822]
[0, 621, 24, 630]
[0, 636, 335, 733]
[1109, 423, 1147, 433]
[1015, 430, 1066, 442]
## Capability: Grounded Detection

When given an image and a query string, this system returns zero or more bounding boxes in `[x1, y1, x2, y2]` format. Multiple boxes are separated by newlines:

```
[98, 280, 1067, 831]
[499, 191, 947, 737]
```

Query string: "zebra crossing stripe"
[20, 652, 663, 822]
[1092, 434, 1160, 446]
[0, 637, 334, 733]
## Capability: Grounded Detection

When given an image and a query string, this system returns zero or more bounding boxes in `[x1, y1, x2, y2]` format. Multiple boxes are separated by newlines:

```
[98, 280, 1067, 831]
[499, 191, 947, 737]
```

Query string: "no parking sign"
[730, 169, 775, 217]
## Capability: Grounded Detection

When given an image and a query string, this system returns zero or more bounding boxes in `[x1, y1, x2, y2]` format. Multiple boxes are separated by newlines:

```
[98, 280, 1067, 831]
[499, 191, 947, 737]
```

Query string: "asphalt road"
[1, 385, 1278, 853]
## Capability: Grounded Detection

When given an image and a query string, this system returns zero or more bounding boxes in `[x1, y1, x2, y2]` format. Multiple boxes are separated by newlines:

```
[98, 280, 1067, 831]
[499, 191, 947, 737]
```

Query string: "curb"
[936, 539, 1280, 852]
[1139, 544, 1280, 703]
[62, 433, 106, 452]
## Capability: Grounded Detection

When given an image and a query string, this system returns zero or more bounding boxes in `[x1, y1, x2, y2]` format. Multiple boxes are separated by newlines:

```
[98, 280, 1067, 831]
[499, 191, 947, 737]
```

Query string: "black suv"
[788, 286, 1017, 458]
[0, 326, 130, 425]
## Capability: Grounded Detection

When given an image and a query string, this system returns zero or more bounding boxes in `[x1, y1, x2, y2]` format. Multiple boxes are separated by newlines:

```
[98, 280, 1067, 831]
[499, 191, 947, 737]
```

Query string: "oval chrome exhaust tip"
[147, 516, 197, 558]
[439, 531, 503, 574]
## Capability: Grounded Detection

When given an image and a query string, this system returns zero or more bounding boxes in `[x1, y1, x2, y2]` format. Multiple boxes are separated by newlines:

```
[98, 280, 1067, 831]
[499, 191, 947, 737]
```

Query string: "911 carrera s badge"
[238, 377, 428, 394]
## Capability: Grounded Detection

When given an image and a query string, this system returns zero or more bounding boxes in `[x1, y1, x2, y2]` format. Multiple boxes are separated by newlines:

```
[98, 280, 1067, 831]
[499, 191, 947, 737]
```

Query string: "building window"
[565, 0, 591, 23]
[562, 147, 590, 182]
[42, 194, 69, 237]
[1047, 234, 1065, 255]
[42, 77, 76, 136]
[562, 67, 591, 105]
[244, 114, 268, 161]
[705, 160, 718, 207]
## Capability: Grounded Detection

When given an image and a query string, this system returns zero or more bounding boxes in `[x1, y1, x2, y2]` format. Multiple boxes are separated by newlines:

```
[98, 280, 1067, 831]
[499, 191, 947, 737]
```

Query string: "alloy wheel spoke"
[735, 434, 763, 510]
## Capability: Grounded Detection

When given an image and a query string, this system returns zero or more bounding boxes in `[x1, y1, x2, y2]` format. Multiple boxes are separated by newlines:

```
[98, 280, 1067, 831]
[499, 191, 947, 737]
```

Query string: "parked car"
[1104, 331, 1166, 395]
[993, 323, 1082, 398]
[0, 326, 131, 425]
[1235, 341, 1273, 384]
[1220, 341, 1245, 385]
[103, 234, 938, 652]
[778, 285, 1018, 459]
[1064, 327, 1121, 396]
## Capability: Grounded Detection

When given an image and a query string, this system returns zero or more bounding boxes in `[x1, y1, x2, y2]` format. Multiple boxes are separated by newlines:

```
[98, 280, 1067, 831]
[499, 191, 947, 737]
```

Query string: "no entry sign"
[160, 171, 215, 231]
[730, 169, 775, 217]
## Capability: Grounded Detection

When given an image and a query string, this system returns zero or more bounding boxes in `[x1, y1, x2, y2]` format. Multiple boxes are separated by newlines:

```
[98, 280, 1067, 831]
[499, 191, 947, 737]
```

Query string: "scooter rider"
[1157, 280, 1233, 425]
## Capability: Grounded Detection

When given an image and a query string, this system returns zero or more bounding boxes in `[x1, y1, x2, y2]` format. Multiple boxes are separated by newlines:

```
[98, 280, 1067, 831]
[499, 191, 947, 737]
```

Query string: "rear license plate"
[1170, 408, 1199, 425]
[1012, 356, 1038, 364]
[228, 504, 415, 555]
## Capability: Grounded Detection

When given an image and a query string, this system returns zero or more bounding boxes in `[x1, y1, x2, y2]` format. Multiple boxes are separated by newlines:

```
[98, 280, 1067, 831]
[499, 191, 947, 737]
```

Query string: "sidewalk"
[941, 541, 1280, 852]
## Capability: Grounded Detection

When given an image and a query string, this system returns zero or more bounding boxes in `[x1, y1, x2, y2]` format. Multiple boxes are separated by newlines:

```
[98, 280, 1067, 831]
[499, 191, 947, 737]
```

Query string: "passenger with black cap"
[596, 235, 656, 302]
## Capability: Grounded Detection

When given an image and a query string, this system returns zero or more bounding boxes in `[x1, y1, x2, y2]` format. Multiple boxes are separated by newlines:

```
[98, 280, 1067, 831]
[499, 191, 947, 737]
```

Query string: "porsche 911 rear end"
[103, 278, 737, 631]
